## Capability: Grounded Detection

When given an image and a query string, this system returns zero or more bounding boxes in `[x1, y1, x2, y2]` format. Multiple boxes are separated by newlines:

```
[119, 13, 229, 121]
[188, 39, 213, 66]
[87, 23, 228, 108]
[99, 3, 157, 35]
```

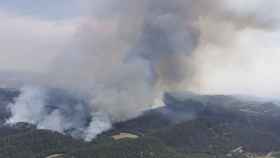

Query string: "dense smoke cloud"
[6, 0, 280, 140]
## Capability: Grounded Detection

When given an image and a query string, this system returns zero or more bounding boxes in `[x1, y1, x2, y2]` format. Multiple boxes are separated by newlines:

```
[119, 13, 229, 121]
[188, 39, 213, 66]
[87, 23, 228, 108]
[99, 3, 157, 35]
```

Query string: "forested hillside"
[0, 89, 280, 158]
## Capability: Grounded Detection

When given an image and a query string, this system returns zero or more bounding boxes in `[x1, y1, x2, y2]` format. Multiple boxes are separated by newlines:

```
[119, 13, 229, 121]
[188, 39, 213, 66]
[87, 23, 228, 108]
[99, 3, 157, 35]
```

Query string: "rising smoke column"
[7, 0, 280, 140]
[50, 0, 204, 122]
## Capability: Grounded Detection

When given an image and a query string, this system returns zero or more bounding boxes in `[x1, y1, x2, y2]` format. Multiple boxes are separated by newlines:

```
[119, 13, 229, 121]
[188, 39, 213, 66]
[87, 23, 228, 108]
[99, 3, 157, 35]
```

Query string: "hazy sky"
[0, 0, 82, 19]
[1, 0, 280, 97]
[0, 1, 83, 72]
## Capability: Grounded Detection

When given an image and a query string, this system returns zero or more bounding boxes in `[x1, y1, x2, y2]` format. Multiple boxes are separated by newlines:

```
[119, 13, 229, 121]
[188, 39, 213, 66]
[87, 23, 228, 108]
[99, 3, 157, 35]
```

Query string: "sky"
[0, 0, 84, 72]
[0, 0, 82, 19]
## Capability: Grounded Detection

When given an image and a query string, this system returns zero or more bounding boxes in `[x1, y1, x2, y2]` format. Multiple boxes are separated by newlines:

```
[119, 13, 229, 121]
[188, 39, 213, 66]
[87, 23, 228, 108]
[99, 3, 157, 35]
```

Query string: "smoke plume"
[6, 0, 280, 140]
[7, 85, 111, 140]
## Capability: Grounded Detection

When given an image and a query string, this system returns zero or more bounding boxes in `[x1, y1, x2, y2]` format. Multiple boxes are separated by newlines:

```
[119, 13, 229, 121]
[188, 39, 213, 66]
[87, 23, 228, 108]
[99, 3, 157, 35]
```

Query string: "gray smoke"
[7, 0, 280, 140]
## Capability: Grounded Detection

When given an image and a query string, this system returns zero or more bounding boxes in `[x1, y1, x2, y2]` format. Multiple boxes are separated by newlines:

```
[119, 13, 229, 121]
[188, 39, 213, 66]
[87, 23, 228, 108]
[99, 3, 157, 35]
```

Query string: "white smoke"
[7, 86, 47, 125]
[83, 112, 111, 141]
[7, 85, 112, 140]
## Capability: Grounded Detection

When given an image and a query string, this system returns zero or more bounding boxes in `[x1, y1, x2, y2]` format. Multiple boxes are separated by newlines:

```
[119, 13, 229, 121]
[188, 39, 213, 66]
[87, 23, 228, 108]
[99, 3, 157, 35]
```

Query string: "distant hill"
[0, 88, 280, 158]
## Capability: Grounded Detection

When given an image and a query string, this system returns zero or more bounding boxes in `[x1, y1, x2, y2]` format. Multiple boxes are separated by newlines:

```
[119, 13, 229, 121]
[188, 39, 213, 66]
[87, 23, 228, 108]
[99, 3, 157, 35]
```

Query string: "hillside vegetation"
[0, 89, 280, 158]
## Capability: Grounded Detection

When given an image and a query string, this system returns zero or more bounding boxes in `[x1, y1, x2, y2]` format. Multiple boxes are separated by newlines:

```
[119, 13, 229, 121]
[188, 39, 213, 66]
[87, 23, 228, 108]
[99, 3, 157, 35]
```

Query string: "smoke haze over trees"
[1, 0, 280, 140]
